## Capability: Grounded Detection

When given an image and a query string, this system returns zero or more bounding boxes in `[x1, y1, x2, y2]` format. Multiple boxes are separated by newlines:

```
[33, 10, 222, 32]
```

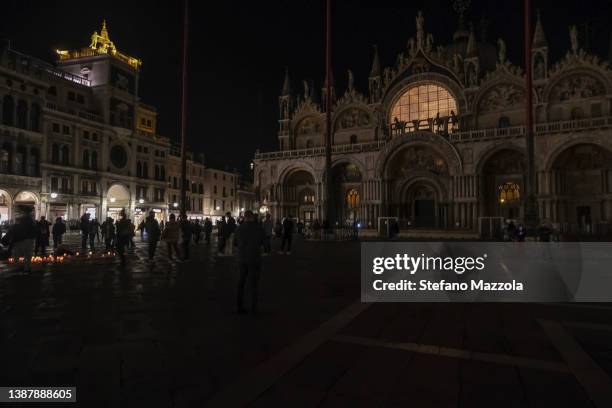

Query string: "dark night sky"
[3, 0, 612, 174]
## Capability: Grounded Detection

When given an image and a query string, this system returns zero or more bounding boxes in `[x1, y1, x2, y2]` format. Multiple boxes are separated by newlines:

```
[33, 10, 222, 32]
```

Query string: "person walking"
[280, 215, 294, 255]
[101, 217, 115, 252]
[129, 220, 136, 249]
[138, 220, 146, 241]
[51, 217, 66, 250]
[35, 216, 51, 255]
[144, 211, 161, 261]
[235, 210, 265, 314]
[203, 217, 213, 244]
[161, 213, 180, 260]
[224, 212, 237, 256]
[262, 213, 273, 255]
[80, 212, 91, 252]
[93, 218, 101, 243]
[115, 210, 132, 266]
[274, 219, 283, 239]
[9, 206, 37, 274]
[179, 214, 192, 260]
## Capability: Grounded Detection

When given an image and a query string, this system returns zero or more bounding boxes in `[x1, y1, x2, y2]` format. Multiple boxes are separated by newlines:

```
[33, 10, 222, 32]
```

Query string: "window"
[77, 94, 85, 104]
[51, 144, 60, 164]
[498, 116, 510, 128]
[144, 147, 149, 153]
[68, 91, 75, 101]
[213, 185, 217, 194]
[60, 145, 70, 166]
[222, 186, 226, 196]
[52, 123, 60, 133]
[17, 100, 28, 129]
[161, 151, 165, 158]
[141, 118, 146, 125]
[347, 189, 360, 209]
[62, 125, 70, 135]
[160, 166, 165, 180]
[51, 177, 58, 191]
[350, 135, 358, 144]
[83, 130, 90, 139]
[92, 133, 98, 142]
[390, 83, 458, 128]
[172, 177, 178, 189]
[147, 119, 151, 127]
[2, 95, 14, 126]
[142, 163, 148, 178]
[83, 150, 89, 169]
[137, 145, 142, 153]
[91, 152, 98, 170]
[498, 182, 520, 203]
[30, 103, 41, 132]
[199, 184, 203, 194]
[214, 173, 217, 179]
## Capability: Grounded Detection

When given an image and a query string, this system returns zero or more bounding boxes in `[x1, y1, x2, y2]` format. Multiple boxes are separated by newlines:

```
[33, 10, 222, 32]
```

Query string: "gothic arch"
[543, 67, 611, 104]
[475, 142, 527, 174]
[382, 72, 466, 118]
[376, 131, 462, 178]
[543, 136, 612, 171]
[278, 162, 318, 185]
[396, 173, 448, 202]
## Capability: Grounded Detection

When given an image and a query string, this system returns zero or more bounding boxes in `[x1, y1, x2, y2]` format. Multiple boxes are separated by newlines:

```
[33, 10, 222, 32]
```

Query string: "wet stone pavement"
[1, 233, 612, 407]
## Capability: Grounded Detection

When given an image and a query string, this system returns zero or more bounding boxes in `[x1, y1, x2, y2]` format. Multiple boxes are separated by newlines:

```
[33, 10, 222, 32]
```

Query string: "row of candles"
[7, 251, 117, 264]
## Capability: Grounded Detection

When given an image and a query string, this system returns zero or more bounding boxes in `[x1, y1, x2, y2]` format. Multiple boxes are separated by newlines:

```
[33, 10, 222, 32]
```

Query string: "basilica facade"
[253, 11, 612, 235]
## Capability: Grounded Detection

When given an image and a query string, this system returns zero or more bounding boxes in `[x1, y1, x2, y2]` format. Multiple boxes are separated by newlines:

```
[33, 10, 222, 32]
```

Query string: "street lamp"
[240, 207, 245, 212]
[110, 197, 116, 203]
[173, 202, 178, 208]
[50, 192, 58, 199]
[215, 206, 220, 211]
[139, 198, 145, 204]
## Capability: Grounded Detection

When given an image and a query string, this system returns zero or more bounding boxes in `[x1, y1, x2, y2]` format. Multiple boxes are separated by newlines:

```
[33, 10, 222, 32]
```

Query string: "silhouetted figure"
[89, 218, 99, 251]
[9, 206, 37, 273]
[280, 216, 294, 254]
[179, 214, 192, 260]
[235, 210, 265, 314]
[145, 211, 161, 260]
[101, 217, 115, 251]
[193, 220, 202, 244]
[262, 213, 273, 254]
[162, 213, 180, 260]
[35, 216, 51, 255]
[203, 217, 213, 243]
[115, 210, 132, 266]
[52, 217, 66, 249]
[80, 212, 91, 251]
[516, 224, 526, 242]
[224, 212, 237, 256]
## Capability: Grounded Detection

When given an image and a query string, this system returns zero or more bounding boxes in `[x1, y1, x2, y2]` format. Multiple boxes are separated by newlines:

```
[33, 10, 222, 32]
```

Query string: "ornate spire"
[452, 0, 471, 41]
[281, 66, 290, 95]
[101, 20, 109, 40]
[532, 10, 547, 48]
[369, 45, 381, 77]
[466, 24, 478, 58]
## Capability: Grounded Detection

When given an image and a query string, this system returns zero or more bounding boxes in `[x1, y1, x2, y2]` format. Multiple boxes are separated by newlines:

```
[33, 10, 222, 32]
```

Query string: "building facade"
[253, 11, 612, 234]
[0, 22, 234, 226]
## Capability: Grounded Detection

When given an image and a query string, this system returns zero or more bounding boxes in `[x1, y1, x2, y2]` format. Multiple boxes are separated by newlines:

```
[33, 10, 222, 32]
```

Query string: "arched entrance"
[550, 143, 612, 231]
[106, 183, 130, 220]
[480, 149, 525, 221]
[403, 182, 438, 227]
[332, 162, 362, 225]
[0, 189, 12, 224]
[386, 144, 450, 228]
[13, 191, 39, 219]
[282, 170, 316, 224]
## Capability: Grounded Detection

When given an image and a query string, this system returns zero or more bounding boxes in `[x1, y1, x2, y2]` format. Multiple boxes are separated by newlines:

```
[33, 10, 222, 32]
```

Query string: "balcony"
[255, 116, 612, 161]
[45, 102, 103, 123]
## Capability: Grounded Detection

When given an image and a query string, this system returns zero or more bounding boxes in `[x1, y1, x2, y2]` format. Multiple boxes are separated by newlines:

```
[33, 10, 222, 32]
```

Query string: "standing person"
[516, 224, 526, 242]
[138, 220, 146, 241]
[193, 220, 202, 245]
[274, 219, 283, 239]
[280, 215, 294, 255]
[9, 206, 37, 274]
[262, 213, 273, 255]
[235, 210, 265, 314]
[35, 216, 51, 255]
[101, 217, 115, 252]
[93, 218, 101, 243]
[88, 218, 99, 252]
[161, 213, 180, 260]
[203, 217, 213, 244]
[51, 217, 66, 250]
[115, 210, 132, 266]
[179, 214, 192, 260]
[217, 216, 227, 255]
[312, 219, 321, 240]
[224, 212, 237, 256]
[144, 211, 161, 261]
[80, 212, 91, 252]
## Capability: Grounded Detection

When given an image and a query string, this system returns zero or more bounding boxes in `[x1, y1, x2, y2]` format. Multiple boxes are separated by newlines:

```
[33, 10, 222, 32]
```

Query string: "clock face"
[110, 145, 128, 169]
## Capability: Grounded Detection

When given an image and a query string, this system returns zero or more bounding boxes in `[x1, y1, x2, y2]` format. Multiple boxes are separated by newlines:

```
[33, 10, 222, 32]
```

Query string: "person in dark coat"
[144, 211, 161, 260]
[35, 216, 51, 255]
[280, 215, 294, 254]
[51, 217, 66, 249]
[217, 216, 226, 254]
[203, 217, 213, 244]
[101, 217, 115, 252]
[115, 210, 132, 266]
[235, 210, 265, 314]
